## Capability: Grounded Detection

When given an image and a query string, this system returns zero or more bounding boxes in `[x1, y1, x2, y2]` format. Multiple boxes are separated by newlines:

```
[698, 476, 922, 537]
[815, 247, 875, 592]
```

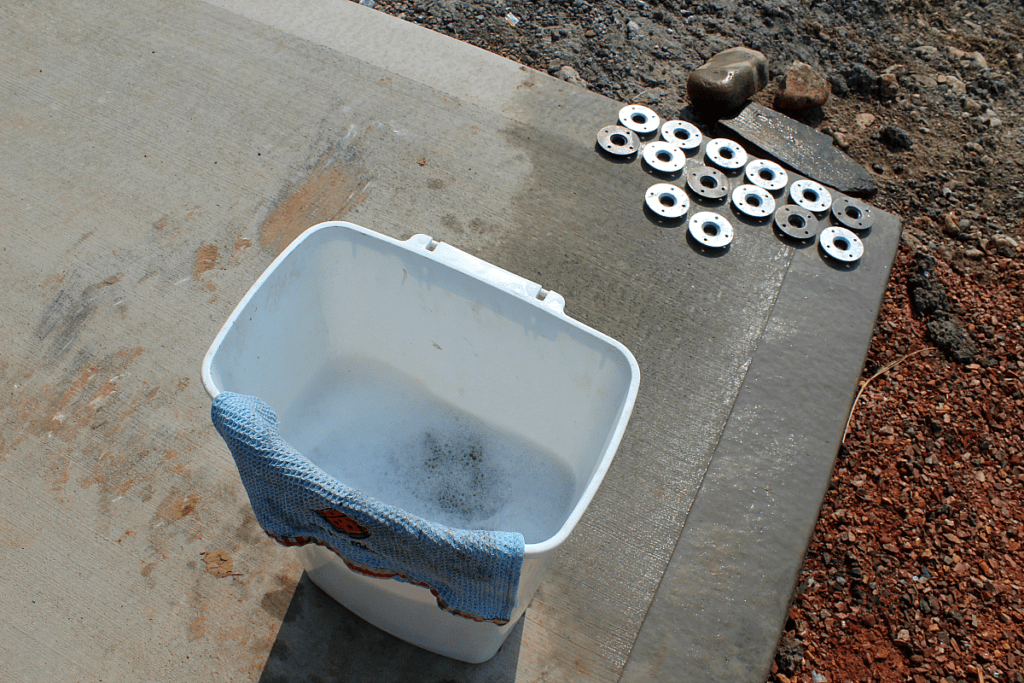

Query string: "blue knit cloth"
[211, 392, 524, 624]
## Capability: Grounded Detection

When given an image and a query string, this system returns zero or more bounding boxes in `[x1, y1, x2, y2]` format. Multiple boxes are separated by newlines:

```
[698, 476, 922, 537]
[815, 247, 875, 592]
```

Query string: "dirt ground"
[369, 1, 1024, 681]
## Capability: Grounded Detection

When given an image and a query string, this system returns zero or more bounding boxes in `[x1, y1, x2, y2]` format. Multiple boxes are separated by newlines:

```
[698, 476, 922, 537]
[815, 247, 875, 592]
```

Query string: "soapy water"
[280, 361, 577, 544]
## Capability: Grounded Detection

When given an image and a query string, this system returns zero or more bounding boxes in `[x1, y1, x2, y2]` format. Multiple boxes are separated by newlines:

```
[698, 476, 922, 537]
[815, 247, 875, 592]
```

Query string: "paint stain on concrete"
[22, 346, 144, 442]
[193, 243, 218, 280]
[188, 613, 207, 642]
[259, 144, 372, 256]
[160, 493, 200, 521]
[260, 589, 292, 621]
[36, 273, 126, 357]
[153, 215, 169, 231]
[201, 549, 240, 578]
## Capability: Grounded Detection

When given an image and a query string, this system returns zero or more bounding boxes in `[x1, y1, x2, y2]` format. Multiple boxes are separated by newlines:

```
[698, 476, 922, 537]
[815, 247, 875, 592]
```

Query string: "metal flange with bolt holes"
[689, 212, 734, 248]
[745, 159, 789, 192]
[774, 205, 816, 241]
[643, 141, 687, 173]
[819, 226, 864, 263]
[831, 196, 874, 231]
[731, 184, 776, 219]
[687, 165, 729, 200]
[789, 179, 833, 213]
[597, 125, 640, 156]
[618, 104, 660, 134]
[705, 138, 747, 170]
[645, 183, 689, 219]
[660, 120, 702, 150]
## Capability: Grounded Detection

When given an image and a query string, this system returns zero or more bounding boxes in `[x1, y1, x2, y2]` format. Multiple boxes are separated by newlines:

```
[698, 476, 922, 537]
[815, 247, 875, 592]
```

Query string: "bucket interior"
[206, 226, 636, 546]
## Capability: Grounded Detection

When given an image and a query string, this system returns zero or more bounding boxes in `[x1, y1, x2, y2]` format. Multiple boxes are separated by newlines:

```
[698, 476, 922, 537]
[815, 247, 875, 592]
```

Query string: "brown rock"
[832, 131, 850, 150]
[687, 46, 769, 112]
[855, 113, 876, 130]
[879, 73, 900, 99]
[555, 65, 587, 87]
[775, 61, 830, 110]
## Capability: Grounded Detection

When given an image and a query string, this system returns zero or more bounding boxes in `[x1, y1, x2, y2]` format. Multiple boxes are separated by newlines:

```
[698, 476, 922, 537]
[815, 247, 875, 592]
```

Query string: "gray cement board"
[0, 1, 898, 682]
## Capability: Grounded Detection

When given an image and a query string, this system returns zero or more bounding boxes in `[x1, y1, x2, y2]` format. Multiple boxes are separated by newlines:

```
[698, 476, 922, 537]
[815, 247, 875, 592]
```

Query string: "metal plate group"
[598, 106, 876, 262]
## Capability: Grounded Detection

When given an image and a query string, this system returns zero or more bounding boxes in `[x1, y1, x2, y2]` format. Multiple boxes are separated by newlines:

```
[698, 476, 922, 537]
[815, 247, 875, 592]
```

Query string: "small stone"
[879, 73, 899, 99]
[948, 46, 966, 60]
[843, 63, 879, 96]
[555, 65, 587, 87]
[967, 51, 988, 69]
[963, 97, 982, 114]
[833, 131, 850, 149]
[946, 75, 966, 94]
[897, 628, 911, 642]
[911, 74, 937, 89]
[855, 113, 876, 130]
[872, 161, 884, 173]
[993, 234, 1019, 249]
[985, 117, 1003, 128]
[775, 61, 831, 110]
[964, 248, 984, 259]
[626, 20, 641, 37]
[965, 141, 984, 154]
[584, 29, 596, 38]
[913, 45, 939, 59]
[943, 213, 959, 236]
[879, 125, 913, 151]
[687, 46, 769, 112]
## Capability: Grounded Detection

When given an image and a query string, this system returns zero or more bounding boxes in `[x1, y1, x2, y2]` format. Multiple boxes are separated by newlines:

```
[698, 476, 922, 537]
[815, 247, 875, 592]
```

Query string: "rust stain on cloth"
[259, 143, 373, 256]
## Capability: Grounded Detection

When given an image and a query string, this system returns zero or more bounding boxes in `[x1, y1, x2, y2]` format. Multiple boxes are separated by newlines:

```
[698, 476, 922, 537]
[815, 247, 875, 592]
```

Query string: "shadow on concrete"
[641, 203, 687, 229]
[593, 141, 638, 164]
[258, 573, 522, 683]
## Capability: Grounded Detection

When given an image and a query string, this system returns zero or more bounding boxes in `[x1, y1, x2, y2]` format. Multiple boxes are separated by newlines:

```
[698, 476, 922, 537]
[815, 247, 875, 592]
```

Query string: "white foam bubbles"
[280, 359, 577, 544]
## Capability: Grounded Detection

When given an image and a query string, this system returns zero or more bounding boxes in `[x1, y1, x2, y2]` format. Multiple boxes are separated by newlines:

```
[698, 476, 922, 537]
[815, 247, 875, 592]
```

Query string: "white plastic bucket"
[202, 222, 639, 662]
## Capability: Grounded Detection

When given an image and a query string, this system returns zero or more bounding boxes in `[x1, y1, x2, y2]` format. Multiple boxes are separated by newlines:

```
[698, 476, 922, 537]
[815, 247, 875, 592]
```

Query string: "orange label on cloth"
[314, 508, 371, 539]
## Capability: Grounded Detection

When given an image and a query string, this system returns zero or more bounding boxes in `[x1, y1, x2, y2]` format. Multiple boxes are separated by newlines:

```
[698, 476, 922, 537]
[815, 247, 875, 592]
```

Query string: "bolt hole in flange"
[619, 104, 660, 135]
[819, 226, 864, 263]
[773, 205, 817, 242]
[642, 141, 686, 173]
[731, 184, 776, 219]
[705, 138, 747, 170]
[789, 179, 833, 213]
[645, 183, 689, 219]
[597, 125, 641, 157]
[744, 159, 789, 192]
[660, 120, 702, 151]
[688, 211, 734, 249]
[831, 196, 875, 232]
[687, 165, 729, 201]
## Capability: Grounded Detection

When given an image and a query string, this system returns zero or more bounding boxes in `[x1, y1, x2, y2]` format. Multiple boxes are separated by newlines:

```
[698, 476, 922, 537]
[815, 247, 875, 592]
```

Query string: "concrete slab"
[0, 1, 898, 681]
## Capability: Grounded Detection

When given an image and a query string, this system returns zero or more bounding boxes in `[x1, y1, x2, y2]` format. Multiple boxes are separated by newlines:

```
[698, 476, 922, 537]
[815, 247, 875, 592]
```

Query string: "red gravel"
[773, 244, 1024, 683]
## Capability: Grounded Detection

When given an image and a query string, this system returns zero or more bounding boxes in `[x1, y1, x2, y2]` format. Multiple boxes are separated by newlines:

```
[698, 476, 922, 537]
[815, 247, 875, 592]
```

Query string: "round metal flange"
[789, 179, 833, 213]
[686, 165, 729, 201]
[705, 138, 747, 170]
[597, 125, 640, 156]
[831, 196, 874, 231]
[689, 212, 734, 249]
[819, 226, 864, 263]
[745, 159, 789, 192]
[660, 120, 702, 150]
[731, 184, 776, 219]
[618, 104, 660, 135]
[642, 141, 686, 173]
[645, 183, 689, 219]
[774, 205, 816, 241]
